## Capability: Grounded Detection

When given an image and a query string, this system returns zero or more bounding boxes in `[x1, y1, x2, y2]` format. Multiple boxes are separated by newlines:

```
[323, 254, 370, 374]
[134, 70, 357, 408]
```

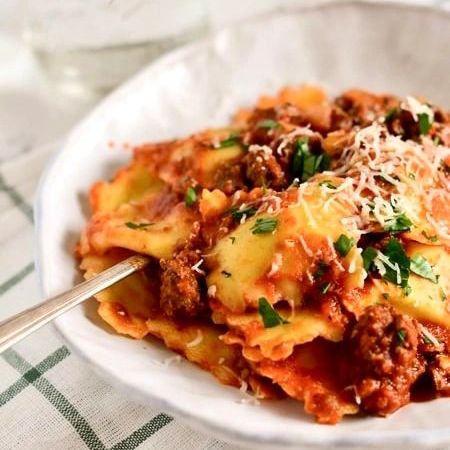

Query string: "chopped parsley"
[292, 137, 330, 182]
[257, 119, 280, 130]
[384, 213, 413, 233]
[261, 181, 268, 195]
[221, 270, 232, 278]
[230, 205, 257, 222]
[258, 297, 289, 328]
[422, 333, 434, 345]
[382, 293, 390, 300]
[408, 172, 416, 180]
[440, 288, 447, 302]
[418, 113, 432, 135]
[229, 236, 236, 244]
[313, 261, 329, 280]
[250, 217, 278, 234]
[320, 282, 332, 294]
[385, 107, 399, 122]
[410, 254, 437, 283]
[381, 238, 410, 289]
[364, 240, 414, 294]
[217, 134, 240, 148]
[396, 329, 407, 346]
[433, 136, 441, 146]
[184, 187, 197, 207]
[125, 222, 154, 229]
[421, 230, 438, 242]
[334, 234, 355, 257]
[319, 180, 336, 189]
[362, 247, 378, 272]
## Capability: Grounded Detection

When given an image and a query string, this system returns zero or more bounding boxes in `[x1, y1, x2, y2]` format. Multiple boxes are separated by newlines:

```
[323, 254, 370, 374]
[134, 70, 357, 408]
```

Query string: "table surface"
[0, 1, 449, 449]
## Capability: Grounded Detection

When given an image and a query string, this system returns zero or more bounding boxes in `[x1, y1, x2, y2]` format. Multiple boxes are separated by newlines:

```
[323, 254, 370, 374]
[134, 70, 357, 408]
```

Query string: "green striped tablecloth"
[0, 143, 243, 450]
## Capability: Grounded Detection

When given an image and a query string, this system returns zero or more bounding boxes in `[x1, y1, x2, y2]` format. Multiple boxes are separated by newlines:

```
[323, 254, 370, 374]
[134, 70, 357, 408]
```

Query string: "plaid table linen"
[0, 143, 244, 450]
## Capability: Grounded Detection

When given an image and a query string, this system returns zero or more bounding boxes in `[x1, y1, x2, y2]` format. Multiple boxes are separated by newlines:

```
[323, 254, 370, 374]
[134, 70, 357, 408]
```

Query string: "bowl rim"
[34, 1, 450, 448]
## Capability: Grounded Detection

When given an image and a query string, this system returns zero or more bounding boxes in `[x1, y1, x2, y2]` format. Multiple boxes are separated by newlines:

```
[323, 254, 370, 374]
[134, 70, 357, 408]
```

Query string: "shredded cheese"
[401, 96, 434, 122]
[418, 324, 441, 347]
[267, 253, 283, 277]
[298, 234, 314, 257]
[191, 259, 205, 275]
[186, 329, 203, 348]
[207, 284, 217, 298]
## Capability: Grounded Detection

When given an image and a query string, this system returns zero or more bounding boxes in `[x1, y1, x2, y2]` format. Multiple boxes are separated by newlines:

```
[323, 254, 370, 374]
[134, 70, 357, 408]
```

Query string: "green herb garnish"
[433, 136, 441, 146]
[261, 181, 268, 195]
[229, 236, 236, 244]
[384, 213, 413, 233]
[334, 234, 355, 257]
[362, 247, 378, 272]
[382, 293, 390, 300]
[250, 217, 278, 234]
[319, 180, 336, 189]
[125, 222, 154, 229]
[258, 297, 289, 328]
[410, 254, 437, 283]
[421, 230, 438, 242]
[221, 270, 232, 278]
[380, 238, 410, 289]
[217, 134, 240, 148]
[396, 329, 407, 346]
[257, 119, 280, 130]
[230, 205, 257, 222]
[385, 107, 399, 122]
[418, 113, 432, 135]
[313, 261, 329, 280]
[185, 187, 197, 207]
[292, 137, 330, 182]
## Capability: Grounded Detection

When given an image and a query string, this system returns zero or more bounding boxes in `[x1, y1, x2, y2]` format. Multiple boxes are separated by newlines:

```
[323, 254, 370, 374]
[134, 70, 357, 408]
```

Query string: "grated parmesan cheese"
[186, 329, 203, 348]
[298, 234, 314, 257]
[267, 253, 283, 277]
[238, 396, 261, 406]
[207, 284, 217, 298]
[401, 96, 434, 122]
[418, 324, 441, 347]
[191, 259, 205, 275]
[276, 126, 314, 155]
[344, 385, 362, 406]
[248, 144, 273, 160]
[152, 355, 182, 368]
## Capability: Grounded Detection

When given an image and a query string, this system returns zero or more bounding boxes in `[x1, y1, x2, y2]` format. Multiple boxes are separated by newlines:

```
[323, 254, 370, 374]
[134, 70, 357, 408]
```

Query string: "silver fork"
[0, 255, 149, 354]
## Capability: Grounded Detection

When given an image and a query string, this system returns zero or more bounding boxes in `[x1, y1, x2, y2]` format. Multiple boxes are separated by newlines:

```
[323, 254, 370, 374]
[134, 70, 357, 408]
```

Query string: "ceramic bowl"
[35, 2, 450, 448]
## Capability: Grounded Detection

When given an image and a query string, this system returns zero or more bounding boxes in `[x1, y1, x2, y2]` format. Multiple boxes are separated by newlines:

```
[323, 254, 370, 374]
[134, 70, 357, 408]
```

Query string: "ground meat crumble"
[342, 304, 425, 415]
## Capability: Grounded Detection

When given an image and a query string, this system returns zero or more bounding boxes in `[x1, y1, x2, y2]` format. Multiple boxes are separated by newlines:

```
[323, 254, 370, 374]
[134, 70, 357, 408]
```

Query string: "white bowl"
[35, 2, 450, 448]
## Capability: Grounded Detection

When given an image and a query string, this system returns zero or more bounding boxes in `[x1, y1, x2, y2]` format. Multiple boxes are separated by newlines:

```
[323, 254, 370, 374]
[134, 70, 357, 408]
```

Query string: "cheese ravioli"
[78, 85, 450, 424]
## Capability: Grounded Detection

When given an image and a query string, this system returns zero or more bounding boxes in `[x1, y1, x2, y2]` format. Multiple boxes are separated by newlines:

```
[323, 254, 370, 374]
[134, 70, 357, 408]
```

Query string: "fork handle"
[0, 255, 149, 354]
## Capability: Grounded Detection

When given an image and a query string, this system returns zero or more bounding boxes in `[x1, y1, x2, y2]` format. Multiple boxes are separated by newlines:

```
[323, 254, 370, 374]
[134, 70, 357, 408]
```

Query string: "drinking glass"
[22, 0, 209, 94]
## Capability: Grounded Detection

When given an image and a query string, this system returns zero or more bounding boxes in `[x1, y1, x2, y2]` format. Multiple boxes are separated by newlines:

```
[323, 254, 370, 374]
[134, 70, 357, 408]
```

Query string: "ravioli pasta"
[78, 86, 450, 424]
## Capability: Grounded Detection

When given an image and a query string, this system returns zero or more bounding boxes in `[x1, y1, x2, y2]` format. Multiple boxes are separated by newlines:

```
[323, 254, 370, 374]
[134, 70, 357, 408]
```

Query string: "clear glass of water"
[22, 0, 209, 94]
